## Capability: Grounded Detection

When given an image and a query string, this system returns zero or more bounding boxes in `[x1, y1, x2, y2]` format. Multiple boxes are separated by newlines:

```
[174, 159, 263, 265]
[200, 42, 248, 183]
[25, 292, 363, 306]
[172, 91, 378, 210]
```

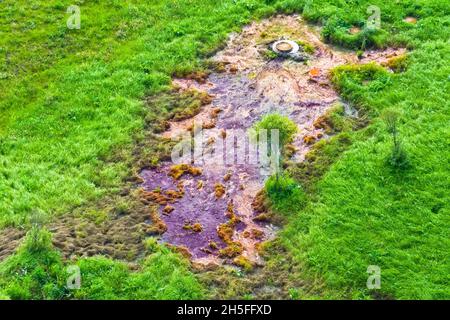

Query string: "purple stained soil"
[140, 163, 264, 259]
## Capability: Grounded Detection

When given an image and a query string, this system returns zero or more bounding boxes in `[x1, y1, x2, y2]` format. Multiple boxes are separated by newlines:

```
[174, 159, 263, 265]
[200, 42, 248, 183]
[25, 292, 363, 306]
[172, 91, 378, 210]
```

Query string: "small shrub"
[253, 113, 297, 148]
[265, 173, 306, 215]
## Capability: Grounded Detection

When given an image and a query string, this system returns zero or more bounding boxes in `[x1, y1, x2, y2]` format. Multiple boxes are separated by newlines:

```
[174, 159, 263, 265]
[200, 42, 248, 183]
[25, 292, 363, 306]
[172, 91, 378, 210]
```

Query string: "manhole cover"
[272, 40, 299, 54]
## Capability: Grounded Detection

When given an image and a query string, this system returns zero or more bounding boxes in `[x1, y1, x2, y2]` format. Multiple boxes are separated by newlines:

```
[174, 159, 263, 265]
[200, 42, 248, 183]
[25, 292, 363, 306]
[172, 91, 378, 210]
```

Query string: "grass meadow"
[0, 0, 448, 299]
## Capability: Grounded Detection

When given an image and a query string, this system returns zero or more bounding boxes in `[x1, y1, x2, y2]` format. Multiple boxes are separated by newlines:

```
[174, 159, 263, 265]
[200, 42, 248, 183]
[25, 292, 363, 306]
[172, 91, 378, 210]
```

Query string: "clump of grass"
[218, 242, 244, 259]
[383, 54, 409, 73]
[233, 255, 253, 272]
[26, 211, 49, 253]
[114, 199, 131, 216]
[382, 108, 410, 170]
[144, 237, 159, 253]
[0, 228, 204, 300]
[253, 113, 298, 148]
[265, 173, 306, 216]
[296, 40, 315, 54]
[0, 228, 68, 300]
[331, 63, 391, 109]
[262, 49, 278, 60]
[322, 16, 388, 50]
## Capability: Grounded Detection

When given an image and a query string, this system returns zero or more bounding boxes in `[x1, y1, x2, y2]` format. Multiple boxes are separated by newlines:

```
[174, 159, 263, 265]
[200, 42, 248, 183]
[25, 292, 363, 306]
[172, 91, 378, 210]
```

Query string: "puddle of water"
[140, 15, 405, 267]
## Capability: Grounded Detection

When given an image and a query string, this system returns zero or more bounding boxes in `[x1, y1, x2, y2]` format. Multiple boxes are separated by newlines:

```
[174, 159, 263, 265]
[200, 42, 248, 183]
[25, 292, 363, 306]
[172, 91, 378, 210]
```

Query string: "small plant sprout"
[26, 210, 49, 252]
[382, 108, 409, 170]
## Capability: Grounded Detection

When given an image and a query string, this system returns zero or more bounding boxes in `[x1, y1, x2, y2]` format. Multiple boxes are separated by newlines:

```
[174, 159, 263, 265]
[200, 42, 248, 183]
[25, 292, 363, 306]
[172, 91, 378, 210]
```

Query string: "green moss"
[233, 255, 253, 272]
[265, 173, 306, 216]
[253, 113, 298, 147]
[218, 242, 244, 259]
[383, 54, 409, 73]
[296, 40, 315, 54]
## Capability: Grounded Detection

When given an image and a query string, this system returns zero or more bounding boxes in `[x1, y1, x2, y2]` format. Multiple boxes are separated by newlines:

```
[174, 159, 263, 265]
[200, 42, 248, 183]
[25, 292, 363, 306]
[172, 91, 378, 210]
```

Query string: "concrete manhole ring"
[272, 40, 300, 54]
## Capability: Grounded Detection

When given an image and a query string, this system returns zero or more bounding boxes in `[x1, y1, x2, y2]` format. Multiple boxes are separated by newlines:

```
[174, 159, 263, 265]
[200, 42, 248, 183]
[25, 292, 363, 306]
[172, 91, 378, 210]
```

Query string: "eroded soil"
[139, 15, 406, 267]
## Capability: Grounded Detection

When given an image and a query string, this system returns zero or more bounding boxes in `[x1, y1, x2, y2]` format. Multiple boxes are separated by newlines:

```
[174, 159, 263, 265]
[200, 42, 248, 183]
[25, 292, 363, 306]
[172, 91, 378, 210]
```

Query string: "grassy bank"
[277, 0, 450, 299]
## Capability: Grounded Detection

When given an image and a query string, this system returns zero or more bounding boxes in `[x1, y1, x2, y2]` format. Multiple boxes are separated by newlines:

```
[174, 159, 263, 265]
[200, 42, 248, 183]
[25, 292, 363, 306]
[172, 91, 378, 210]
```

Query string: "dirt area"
[0, 228, 25, 261]
[139, 15, 406, 268]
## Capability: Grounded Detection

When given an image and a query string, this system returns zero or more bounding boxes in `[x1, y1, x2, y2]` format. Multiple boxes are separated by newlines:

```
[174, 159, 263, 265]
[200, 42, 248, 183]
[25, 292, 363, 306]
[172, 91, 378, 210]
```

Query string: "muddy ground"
[0, 15, 406, 294]
[139, 15, 405, 268]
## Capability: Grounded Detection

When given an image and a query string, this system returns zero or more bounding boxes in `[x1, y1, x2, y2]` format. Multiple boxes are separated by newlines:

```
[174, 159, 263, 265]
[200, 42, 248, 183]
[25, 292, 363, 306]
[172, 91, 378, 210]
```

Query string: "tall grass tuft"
[382, 109, 410, 170]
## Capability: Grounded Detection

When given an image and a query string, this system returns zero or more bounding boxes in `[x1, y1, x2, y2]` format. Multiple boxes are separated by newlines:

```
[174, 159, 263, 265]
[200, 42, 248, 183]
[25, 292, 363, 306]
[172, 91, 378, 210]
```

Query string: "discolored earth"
[139, 15, 405, 266]
[0, 15, 405, 267]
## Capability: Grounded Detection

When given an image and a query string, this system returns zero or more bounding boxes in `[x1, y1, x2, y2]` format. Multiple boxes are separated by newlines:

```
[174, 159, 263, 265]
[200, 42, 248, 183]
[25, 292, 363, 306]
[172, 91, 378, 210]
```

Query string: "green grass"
[253, 113, 298, 147]
[0, 0, 273, 227]
[279, 10, 450, 298]
[73, 244, 204, 300]
[288, 41, 448, 299]
[0, 229, 204, 300]
[265, 173, 306, 216]
[1, 0, 449, 299]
